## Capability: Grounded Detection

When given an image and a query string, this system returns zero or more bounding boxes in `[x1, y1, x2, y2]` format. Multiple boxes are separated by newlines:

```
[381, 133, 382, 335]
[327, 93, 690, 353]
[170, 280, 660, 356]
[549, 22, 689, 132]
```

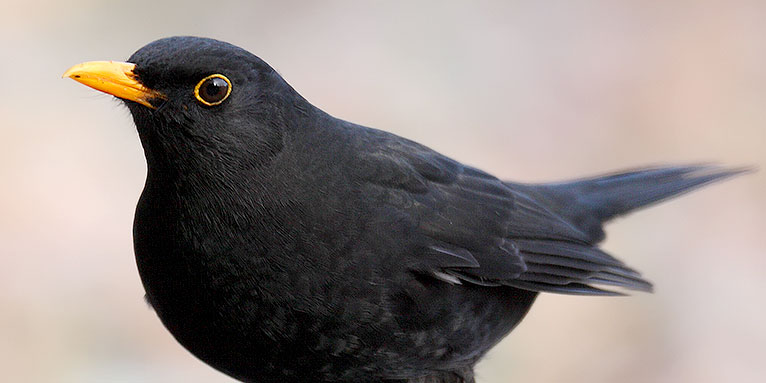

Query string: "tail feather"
[517, 165, 749, 244]
[502, 165, 748, 295]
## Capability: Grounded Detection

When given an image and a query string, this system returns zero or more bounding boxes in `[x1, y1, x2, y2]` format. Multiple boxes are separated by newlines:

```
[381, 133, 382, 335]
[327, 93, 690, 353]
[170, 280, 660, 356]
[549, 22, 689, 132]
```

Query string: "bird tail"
[518, 165, 750, 243]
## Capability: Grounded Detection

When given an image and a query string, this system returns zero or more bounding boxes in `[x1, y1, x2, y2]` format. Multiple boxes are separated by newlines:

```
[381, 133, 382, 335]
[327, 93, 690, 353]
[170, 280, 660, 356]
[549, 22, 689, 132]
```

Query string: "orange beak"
[63, 61, 165, 109]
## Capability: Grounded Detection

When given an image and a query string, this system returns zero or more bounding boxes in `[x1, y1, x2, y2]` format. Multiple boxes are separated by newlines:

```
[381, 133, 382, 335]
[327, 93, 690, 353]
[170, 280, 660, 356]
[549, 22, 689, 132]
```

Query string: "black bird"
[64, 36, 743, 383]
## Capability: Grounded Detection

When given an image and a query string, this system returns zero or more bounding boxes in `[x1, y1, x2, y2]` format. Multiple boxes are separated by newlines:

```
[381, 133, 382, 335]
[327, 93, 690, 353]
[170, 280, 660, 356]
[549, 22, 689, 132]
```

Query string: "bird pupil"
[205, 78, 226, 98]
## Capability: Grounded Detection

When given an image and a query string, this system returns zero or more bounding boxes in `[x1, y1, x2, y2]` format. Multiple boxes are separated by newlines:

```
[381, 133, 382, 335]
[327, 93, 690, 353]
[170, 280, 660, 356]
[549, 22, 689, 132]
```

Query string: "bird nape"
[64, 36, 745, 383]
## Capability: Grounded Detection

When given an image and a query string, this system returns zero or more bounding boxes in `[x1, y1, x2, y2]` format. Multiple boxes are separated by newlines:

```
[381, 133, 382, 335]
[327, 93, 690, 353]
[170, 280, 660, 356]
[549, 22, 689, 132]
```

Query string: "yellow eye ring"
[194, 74, 232, 106]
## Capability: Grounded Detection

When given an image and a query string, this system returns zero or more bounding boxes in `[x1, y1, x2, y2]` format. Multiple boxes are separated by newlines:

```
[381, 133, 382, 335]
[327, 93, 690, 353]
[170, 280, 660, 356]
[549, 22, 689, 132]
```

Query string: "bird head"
[64, 36, 301, 173]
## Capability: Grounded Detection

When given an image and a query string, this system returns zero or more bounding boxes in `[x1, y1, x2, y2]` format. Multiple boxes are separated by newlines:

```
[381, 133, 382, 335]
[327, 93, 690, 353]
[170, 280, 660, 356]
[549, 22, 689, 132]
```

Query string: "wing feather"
[355, 128, 651, 295]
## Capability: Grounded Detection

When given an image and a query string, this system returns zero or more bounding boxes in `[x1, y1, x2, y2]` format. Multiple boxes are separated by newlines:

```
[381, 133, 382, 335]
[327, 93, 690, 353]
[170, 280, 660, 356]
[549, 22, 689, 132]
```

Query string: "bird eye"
[194, 74, 232, 106]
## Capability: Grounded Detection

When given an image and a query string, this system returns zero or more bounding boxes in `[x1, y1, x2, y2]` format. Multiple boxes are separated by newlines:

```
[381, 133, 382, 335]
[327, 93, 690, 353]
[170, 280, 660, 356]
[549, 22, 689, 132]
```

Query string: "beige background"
[1, 1, 764, 382]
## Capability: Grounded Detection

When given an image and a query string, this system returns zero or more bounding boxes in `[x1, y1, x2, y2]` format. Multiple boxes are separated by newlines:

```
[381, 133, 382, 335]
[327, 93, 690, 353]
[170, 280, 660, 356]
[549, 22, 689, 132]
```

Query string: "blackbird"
[64, 36, 743, 383]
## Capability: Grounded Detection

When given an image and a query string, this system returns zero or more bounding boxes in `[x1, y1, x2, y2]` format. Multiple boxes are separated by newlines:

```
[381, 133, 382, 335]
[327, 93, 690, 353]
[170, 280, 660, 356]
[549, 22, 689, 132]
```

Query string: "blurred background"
[1, 0, 764, 382]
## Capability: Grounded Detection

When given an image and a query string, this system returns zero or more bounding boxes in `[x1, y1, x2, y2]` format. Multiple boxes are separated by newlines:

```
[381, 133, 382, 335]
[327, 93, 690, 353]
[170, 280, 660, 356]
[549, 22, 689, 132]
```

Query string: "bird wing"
[354, 128, 651, 295]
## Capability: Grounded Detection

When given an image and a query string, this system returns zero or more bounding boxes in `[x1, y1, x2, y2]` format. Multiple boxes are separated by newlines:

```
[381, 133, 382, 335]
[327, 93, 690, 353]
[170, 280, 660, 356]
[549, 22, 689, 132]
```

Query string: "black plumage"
[64, 36, 744, 383]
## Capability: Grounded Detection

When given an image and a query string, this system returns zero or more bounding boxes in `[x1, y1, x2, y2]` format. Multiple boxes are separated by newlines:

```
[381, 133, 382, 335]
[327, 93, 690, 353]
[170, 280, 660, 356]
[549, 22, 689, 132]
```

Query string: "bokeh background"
[1, 1, 764, 382]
